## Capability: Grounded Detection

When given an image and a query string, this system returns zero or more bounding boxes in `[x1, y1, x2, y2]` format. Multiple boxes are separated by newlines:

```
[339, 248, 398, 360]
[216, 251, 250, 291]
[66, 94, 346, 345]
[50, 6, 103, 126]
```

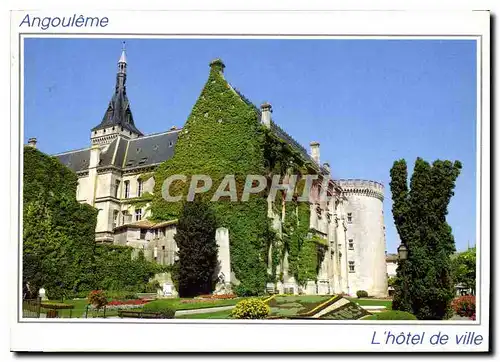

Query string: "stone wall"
[338, 179, 387, 297]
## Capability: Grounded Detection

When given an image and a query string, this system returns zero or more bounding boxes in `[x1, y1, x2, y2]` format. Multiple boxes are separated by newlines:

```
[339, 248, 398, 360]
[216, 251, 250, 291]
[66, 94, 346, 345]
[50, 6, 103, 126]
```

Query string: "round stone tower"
[337, 179, 387, 297]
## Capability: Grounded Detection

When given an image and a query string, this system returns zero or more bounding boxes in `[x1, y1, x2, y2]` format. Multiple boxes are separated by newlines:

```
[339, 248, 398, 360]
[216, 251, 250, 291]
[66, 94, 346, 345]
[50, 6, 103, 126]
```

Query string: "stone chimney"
[323, 162, 330, 175]
[260, 102, 272, 128]
[89, 144, 101, 168]
[310, 141, 320, 164]
[27, 137, 37, 148]
[209, 58, 225, 74]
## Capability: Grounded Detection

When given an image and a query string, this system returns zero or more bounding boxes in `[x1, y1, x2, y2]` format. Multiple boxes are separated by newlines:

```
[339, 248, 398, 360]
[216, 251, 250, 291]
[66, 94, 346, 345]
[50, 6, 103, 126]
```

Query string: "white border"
[9, 10, 490, 352]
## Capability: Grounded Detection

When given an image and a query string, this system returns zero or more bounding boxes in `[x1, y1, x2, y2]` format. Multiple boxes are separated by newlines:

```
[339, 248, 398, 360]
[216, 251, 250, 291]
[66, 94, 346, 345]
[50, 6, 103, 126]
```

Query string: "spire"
[116, 41, 127, 90]
[119, 41, 127, 64]
[91, 43, 142, 137]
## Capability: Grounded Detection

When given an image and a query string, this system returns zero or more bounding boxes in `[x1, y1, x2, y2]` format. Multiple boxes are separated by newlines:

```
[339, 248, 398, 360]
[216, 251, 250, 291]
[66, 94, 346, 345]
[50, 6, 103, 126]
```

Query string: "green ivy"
[23, 147, 161, 299]
[150, 62, 326, 295]
[126, 191, 154, 209]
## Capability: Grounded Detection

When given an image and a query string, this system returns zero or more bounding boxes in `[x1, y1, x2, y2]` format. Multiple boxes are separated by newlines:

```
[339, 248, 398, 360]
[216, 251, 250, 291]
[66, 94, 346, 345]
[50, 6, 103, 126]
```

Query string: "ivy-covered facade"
[45, 48, 388, 297]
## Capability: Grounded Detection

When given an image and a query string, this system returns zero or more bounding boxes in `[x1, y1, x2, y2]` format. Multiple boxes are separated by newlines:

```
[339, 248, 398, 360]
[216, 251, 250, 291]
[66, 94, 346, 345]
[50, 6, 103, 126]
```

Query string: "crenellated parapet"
[336, 179, 384, 201]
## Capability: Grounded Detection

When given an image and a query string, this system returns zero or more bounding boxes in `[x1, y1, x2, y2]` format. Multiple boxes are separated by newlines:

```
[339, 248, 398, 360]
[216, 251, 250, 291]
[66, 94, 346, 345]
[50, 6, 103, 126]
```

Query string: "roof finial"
[119, 41, 127, 64]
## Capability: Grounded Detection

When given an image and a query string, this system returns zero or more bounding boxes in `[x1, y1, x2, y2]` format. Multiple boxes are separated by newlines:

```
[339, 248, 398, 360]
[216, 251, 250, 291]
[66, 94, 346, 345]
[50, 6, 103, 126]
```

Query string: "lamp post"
[395, 243, 410, 312]
[397, 243, 408, 261]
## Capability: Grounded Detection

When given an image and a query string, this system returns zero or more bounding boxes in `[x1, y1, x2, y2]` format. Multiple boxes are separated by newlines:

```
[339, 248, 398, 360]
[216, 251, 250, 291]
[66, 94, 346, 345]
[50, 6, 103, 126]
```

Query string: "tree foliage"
[390, 157, 462, 320]
[23, 147, 161, 299]
[451, 247, 476, 294]
[175, 198, 219, 297]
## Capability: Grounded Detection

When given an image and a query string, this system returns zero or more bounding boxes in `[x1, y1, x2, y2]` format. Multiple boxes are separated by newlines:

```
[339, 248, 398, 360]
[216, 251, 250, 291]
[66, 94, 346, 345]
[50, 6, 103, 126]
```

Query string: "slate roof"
[54, 130, 181, 173]
[92, 84, 143, 136]
[122, 130, 180, 169]
[91, 50, 143, 136]
[54, 147, 91, 173]
[231, 85, 326, 173]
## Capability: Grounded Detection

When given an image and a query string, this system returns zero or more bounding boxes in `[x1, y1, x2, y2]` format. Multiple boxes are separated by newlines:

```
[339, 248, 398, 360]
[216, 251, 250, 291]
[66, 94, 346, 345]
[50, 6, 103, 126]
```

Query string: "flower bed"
[89, 299, 152, 311]
[451, 295, 476, 320]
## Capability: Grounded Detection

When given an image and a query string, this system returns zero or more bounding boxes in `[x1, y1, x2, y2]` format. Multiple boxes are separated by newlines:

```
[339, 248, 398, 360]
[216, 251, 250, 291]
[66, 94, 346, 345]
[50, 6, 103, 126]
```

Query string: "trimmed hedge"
[142, 300, 176, 319]
[356, 290, 369, 298]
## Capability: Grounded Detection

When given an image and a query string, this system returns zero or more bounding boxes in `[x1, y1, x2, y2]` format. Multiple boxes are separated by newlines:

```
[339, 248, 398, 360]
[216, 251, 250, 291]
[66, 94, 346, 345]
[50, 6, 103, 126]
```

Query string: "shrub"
[88, 290, 107, 309]
[142, 281, 161, 294]
[40, 302, 74, 310]
[142, 300, 176, 319]
[234, 284, 258, 297]
[364, 311, 417, 320]
[231, 298, 270, 319]
[356, 290, 369, 298]
[451, 295, 476, 318]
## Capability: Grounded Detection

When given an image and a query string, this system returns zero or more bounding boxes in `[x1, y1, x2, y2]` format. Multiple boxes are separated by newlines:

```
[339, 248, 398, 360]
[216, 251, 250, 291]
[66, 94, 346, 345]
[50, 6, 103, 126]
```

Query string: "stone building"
[31, 48, 388, 297]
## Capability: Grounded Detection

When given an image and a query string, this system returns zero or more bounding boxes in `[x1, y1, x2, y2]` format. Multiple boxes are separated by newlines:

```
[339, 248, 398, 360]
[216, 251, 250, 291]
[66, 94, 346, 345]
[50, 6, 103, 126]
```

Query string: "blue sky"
[24, 38, 477, 254]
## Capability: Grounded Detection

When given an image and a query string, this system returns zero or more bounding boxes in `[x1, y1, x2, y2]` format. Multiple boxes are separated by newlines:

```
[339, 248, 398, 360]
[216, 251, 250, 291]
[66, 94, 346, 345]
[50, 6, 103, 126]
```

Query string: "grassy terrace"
[38, 296, 392, 319]
[44, 297, 247, 318]
[176, 310, 233, 319]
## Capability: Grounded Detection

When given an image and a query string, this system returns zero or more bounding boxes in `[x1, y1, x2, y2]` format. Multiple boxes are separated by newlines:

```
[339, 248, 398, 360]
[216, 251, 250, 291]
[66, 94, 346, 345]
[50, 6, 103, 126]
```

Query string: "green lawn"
[176, 310, 233, 319]
[346, 298, 392, 309]
[150, 297, 246, 311]
[43, 297, 245, 318]
[44, 299, 90, 318]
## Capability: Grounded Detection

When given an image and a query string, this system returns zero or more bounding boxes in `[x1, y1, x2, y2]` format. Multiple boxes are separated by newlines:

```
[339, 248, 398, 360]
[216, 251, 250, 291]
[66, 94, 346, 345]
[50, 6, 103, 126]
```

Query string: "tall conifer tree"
[390, 157, 462, 319]
[175, 198, 219, 297]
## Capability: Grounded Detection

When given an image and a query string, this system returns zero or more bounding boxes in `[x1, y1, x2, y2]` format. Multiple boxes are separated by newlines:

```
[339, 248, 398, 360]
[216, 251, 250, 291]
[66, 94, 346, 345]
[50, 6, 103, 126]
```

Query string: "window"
[113, 210, 119, 229]
[137, 179, 143, 197]
[140, 229, 146, 240]
[347, 213, 353, 223]
[135, 208, 142, 221]
[348, 239, 354, 250]
[348, 261, 355, 273]
[114, 180, 120, 198]
[124, 181, 130, 198]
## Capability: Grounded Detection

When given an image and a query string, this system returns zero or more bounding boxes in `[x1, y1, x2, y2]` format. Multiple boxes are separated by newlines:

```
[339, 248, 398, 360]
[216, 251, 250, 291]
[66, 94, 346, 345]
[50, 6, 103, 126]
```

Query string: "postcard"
[9, 8, 490, 353]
